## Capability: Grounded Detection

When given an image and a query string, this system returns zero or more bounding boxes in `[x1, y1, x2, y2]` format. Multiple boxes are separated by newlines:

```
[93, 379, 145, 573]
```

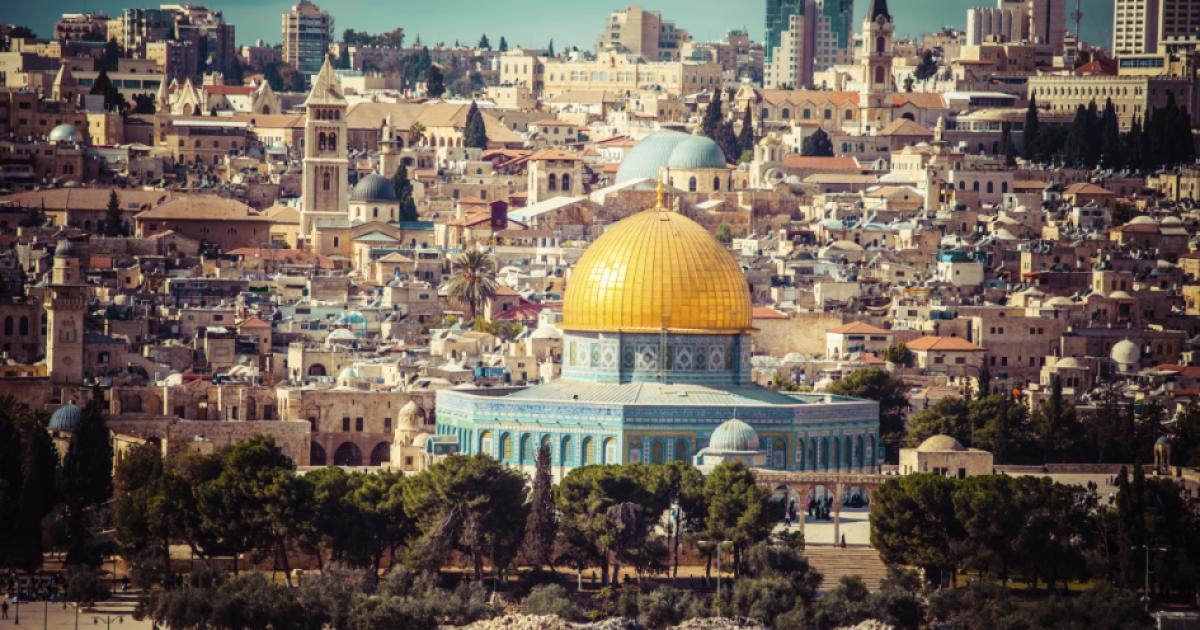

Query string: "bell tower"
[300, 56, 349, 242]
[45, 241, 86, 385]
[858, 0, 894, 133]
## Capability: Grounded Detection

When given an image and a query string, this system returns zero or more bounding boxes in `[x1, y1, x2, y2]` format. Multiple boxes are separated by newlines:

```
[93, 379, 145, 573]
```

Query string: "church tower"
[300, 57, 349, 242]
[858, 0, 894, 133]
[45, 241, 86, 385]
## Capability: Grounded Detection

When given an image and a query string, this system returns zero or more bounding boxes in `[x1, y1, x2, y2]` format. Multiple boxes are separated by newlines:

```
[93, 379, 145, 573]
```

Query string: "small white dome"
[1056, 356, 1083, 369]
[709, 419, 760, 452]
[1111, 339, 1140, 365]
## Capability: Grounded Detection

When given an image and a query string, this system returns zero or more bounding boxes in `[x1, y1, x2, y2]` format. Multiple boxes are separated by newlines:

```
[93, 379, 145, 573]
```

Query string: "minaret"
[858, 0, 894, 133]
[51, 63, 77, 102]
[299, 56, 349, 242]
[45, 240, 86, 385]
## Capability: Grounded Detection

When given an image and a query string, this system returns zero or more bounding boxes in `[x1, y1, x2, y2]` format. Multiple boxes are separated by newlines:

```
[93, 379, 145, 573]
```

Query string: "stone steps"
[803, 545, 888, 592]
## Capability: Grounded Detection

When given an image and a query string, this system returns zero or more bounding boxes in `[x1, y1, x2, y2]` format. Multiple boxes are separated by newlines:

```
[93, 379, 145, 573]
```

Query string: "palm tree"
[447, 249, 497, 322]
[408, 121, 427, 146]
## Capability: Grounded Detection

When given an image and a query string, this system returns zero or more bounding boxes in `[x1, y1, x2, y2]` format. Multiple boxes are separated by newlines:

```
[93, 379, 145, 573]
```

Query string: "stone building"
[899, 434, 993, 478]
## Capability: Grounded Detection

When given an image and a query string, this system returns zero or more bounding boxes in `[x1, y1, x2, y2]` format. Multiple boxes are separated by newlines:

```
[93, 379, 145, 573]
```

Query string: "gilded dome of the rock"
[562, 207, 752, 334]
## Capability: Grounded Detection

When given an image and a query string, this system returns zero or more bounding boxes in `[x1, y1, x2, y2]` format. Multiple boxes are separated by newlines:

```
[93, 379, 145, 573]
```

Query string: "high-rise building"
[764, 0, 853, 88]
[53, 13, 110, 42]
[283, 0, 333, 78]
[164, 4, 237, 76]
[765, 2, 817, 88]
[1027, 0, 1067, 52]
[598, 5, 690, 61]
[1114, 0, 1159, 55]
[1114, 0, 1200, 56]
[108, 8, 174, 56]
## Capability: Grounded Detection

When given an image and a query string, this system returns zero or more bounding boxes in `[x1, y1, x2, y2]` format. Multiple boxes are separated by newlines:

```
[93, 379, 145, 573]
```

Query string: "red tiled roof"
[907, 336, 984, 351]
[752, 307, 789, 320]
[827, 321, 890, 335]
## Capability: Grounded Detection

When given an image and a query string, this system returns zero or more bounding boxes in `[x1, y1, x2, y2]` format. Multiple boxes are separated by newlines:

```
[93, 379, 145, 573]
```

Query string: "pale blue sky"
[10, 0, 1112, 50]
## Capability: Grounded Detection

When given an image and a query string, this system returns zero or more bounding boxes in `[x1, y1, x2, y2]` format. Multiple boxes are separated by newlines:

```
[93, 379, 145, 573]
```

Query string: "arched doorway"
[333, 442, 363, 466]
[369, 442, 390, 466]
[308, 363, 327, 377]
[310, 442, 327, 466]
[674, 438, 690, 463]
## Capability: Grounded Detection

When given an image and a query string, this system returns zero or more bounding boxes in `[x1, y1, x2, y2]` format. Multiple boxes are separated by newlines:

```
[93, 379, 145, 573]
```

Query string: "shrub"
[636, 586, 708, 629]
[525, 583, 578, 621]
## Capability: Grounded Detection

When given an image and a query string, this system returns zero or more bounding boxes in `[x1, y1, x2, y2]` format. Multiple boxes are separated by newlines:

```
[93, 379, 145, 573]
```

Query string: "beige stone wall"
[752, 311, 848, 357]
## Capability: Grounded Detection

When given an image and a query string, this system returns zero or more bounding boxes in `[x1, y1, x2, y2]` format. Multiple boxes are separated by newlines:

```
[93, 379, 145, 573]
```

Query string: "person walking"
[2, 599, 9, 619]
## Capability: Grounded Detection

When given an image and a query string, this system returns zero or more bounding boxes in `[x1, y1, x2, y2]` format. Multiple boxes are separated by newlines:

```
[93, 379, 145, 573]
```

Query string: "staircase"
[804, 545, 889, 592]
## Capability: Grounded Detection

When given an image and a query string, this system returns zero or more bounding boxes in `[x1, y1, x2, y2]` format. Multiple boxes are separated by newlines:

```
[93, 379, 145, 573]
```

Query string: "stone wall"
[752, 311, 848, 357]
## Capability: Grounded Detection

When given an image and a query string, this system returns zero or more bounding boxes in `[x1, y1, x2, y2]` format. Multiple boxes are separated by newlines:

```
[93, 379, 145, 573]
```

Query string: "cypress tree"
[424, 64, 445, 98]
[1001, 124, 1016, 167]
[391, 164, 418, 222]
[1177, 107, 1196, 164]
[1064, 104, 1088, 165]
[463, 101, 488, 150]
[547, 39, 555, 57]
[701, 89, 723, 141]
[1022, 94, 1040, 160]
[1100, 98, 1123, 170]
[13, 416, 57, 573]
[1126, 116, 1143, 172]
[737, 106, 755, 158]
[478, 34, 491, 50]
[1142, 107, 1158, 171]
[60, 392, 113, 565]
[717, 119, 740, 163]
[1084, 100, 1102, 167]
[104, 189, 123, 236]
[521, 444, 557, 572]
[498, 36, 508, 52]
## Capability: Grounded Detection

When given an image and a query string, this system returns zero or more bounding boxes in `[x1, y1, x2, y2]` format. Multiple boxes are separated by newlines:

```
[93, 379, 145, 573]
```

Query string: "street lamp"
[698, 540, 733, 602]
[1132, 545, 1168, 611]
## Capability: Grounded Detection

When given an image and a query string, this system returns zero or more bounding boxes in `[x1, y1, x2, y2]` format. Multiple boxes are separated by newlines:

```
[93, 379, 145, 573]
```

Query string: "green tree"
[870, 473, 962, 587]
[60, 393, 113, 566]
[883, 343, 913, 367]
[737, 106, 755, 156]
[905, 396, 970, 447]
[547, 39, 555, 57]
[462, 101, 488, 149]
[391, 164, 418, 222]
[1084, 99, 1102, 167]
[1100, 98, 1123, 170]
[657, 461, 706, 579]
[99, 38, 123, 72]
[801, 127, 834, 157]
[715, 223, 733, 245]
[827, 368, 908, 462]
[525, 583, 577, 620]
[103, 189, 124, 236]
[446, 249, 497, 321]
[498, 36, 508, 52]
[914, 50, 938, 81]
[1022, 94, 1040, 161]
[403, 454, 528, 581]
[716, 119, 740, 163]
[702, 462, 776, 576]
[89, 68, 127, 112]
[1064, 104, 1089, 165]
[1031, 375, 1081, 463]
[521, 444, 557, 572]
[701, 89, 724, 141]
[477, 34, 491, 50]
[1126, 115, 1144, 172]
[113, 442, 173, 586]
[556, 464, 666, 585]
[424, 64, 445, 98]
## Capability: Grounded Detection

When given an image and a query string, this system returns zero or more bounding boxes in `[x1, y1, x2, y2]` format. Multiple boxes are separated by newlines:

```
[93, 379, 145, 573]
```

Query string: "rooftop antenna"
[1070, 0, 1083, 40]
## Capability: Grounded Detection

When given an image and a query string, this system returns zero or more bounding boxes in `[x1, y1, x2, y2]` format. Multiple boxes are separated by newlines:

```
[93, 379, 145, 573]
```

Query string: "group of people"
[807, 495, 836, 521]
[2, 572, 66, 614]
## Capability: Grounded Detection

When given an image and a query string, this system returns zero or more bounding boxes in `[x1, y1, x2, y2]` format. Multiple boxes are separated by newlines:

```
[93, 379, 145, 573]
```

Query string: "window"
[561, 173, 570, 190]
[355, 417, 363, 431]
[384, 417, 392, 430]
[688, 176, 697, 192]
[342, 417, 351, 431]
[547, 173, 557, 191]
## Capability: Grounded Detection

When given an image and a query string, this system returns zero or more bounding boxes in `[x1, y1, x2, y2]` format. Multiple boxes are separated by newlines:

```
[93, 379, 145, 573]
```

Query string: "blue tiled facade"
[435, 331, 882, 472]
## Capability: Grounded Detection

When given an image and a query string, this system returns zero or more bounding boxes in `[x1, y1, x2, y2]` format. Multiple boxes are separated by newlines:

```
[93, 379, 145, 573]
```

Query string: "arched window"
[781, 107, 791, 120]
[547, 173, 557, 191]
[874, 66, 885, 84]
[713, 176, 721, 191]
[560, 435, 574, 466]
[876, 36, 885, 53]
[973, 181, 980, 192]
[987, 181, 994, 194]
[802, 109, 811, 120]
[322, 171, 331, 191]
[318, 132, 326, 151]
[581, 437, 595, 465]
[18, 316, 28, 336]
[674, 438, 689, 463]
[501, 433, 513, 461]
[520, 434, 533, 464]
[688, 176, 697, 192]
[1001, 181, 1008, 193]
[561, 173, 570, 190]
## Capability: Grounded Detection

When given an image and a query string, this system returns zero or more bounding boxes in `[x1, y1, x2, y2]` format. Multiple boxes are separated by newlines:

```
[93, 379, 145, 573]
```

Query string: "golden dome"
[562, 207, 752, 334]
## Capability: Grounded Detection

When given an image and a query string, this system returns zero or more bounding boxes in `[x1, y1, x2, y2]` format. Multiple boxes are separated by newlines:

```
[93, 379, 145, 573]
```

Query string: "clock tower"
[858, 0, 894, 133]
